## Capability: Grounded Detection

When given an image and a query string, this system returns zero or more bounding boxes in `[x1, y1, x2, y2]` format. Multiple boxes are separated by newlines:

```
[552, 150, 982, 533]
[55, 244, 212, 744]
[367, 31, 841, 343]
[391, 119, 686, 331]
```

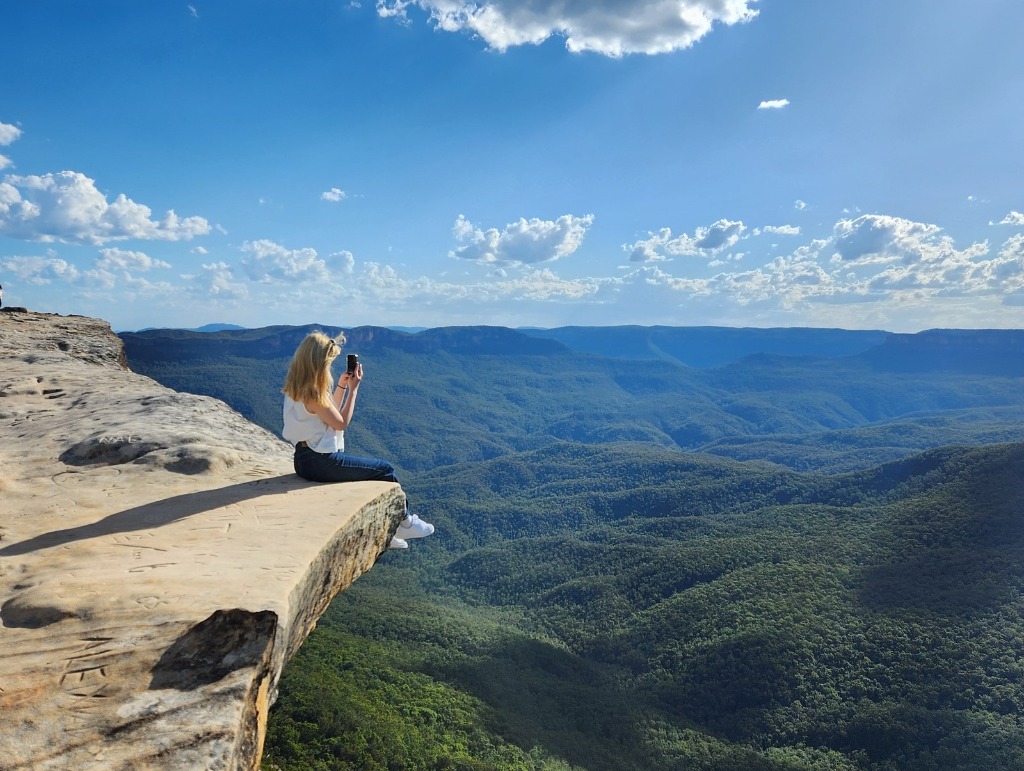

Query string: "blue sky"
[2, 0, 1023, 332]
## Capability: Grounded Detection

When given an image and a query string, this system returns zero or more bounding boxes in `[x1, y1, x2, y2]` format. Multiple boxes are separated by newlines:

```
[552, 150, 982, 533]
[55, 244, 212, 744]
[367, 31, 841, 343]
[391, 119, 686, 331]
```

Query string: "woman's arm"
[305, 362, 363, 430]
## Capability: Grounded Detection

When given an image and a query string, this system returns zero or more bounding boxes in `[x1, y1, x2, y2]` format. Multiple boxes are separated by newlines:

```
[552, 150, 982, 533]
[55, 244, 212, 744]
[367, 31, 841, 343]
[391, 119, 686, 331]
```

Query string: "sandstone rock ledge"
[0, 310, 406, 770]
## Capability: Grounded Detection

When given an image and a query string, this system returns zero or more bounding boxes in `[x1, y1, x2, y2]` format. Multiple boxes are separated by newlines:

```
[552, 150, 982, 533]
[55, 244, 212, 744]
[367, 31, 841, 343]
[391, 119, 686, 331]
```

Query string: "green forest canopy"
[120, 324, 1024, 770]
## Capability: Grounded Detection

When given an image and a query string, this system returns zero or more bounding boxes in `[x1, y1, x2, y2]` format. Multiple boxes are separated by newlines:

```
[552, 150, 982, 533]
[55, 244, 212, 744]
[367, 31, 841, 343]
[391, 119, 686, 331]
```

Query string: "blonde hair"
[282, 331, 346, 407]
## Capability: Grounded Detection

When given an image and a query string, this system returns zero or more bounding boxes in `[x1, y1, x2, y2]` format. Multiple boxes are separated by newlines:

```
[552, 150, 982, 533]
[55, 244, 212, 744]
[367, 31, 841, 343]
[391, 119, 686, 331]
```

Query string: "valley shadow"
[422, 635, 651, 771]
[0, 474, 312, 557]
[857, 450, 1024, 616]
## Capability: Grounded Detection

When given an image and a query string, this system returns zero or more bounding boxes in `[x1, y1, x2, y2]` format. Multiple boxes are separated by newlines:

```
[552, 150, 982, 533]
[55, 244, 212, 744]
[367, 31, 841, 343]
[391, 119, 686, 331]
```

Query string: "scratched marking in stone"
[127, 562, 177, 573]
[112, 542, 168, 552]
[60, 639, 118, 707]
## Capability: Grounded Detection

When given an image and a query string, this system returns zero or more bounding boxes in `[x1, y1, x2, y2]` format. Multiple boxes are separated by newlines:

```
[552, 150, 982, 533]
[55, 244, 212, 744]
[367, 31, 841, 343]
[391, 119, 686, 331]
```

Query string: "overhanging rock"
[0, 310, 405, 769]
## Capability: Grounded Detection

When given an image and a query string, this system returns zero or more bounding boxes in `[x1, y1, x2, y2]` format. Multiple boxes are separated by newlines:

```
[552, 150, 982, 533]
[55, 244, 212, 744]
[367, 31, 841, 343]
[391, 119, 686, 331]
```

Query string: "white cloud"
[0, 255, 80, 285]
[192, 245, 208, 255]
[0, 171, 210, 245]
[965, 234, 1024, 295]
[0, 155, 11, 171]
[623, 212, 1023, 318]
[490, 268, 602, 300]
[831, 214, 952, 266]
[330, 250, 356, 274]
[376, 0, 759, 57]
[996, 211, 1024, 226]
[351, 261, 605, 310]
[321, 187, 348, 202]
[625, 219, 746, 262]
[450, 213, 594, 266]
[760, 224, 801, 236]
[757, 99, 789, 110]
[794, 200, 807, 211]
[0, 122, 21, 146]
[239, 239, 352, 283]
[96, 248, 171, 272]
[186, 261, 249, 300]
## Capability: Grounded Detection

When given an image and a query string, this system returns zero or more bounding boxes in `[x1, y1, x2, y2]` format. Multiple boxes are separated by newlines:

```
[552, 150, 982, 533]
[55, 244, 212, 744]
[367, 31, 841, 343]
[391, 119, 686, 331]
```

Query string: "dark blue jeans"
[293, 444, 408, 514]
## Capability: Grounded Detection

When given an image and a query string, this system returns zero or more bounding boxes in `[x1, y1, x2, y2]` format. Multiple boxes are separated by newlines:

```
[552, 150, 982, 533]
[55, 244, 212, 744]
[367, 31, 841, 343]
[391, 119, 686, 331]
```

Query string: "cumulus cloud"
[794, 200, 807, 211]
[239, 239, 353, 283]
[0, 171, 210, 245]
[639, 213, 1018, 312]
[0, 255, 80, 285]
[965, 234, 1024, 296]
[0, 122, 21, 146]
[757, 99, 789, 110]
[376, 0, 759, 57]
[625, 219, 746, 262]
[760, 224, 801, 236]
[96, 248, 171, 272]
[490, 268, 602, 300]
[330, 250, 356, 274]
[186, 261, 249, 300]
[450, 213, 594, 266]
[0, 155, 11, 171]
[831, 214, 958, 267]
[0, 246, 177, 297]
[321, 187, 348, 202]
[996, 211, 1024, 226]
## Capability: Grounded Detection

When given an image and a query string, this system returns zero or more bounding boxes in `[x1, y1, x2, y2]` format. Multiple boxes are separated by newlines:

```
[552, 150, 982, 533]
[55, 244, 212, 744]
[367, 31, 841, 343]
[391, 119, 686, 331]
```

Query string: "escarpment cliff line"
[0, 310, 406, 770]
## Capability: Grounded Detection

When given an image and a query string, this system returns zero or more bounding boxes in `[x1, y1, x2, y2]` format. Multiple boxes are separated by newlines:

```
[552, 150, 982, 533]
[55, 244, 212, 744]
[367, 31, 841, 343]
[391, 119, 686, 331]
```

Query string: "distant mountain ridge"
[856, 328, 1024, 376]
[122, 324, 569, 363]
[120, 322, 1024, 476]
[123, 323, 1024, 377]
[520, 325, 892, 367]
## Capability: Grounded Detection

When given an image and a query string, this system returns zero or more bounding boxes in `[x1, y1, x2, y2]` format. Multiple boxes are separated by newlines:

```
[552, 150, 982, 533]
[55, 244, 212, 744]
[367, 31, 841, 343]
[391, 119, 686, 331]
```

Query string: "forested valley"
[120, 324, 1024, 770]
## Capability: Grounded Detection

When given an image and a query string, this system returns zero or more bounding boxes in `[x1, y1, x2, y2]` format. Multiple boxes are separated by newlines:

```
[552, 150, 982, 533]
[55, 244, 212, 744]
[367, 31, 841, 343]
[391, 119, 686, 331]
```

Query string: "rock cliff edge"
[0, 310, 406, 770]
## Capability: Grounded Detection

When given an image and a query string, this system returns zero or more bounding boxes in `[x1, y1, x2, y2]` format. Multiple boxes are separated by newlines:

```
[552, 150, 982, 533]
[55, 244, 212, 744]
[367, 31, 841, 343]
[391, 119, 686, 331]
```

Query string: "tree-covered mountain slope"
[118, 323, 1024, 769]
[120, 324, 1024, 473]
[518, 325, 889, 368]
[266, 440, 1024, 771]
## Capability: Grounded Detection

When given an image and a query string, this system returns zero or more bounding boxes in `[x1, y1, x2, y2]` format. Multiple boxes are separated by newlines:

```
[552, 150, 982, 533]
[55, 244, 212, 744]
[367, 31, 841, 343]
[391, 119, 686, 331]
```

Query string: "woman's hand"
[349, 362, 364, 386]
[338, 363, 363, 390]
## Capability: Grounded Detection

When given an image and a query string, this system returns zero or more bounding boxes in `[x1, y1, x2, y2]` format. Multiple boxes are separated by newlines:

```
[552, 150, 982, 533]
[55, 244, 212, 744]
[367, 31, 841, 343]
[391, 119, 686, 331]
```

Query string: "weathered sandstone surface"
[0, 310, 406, 770]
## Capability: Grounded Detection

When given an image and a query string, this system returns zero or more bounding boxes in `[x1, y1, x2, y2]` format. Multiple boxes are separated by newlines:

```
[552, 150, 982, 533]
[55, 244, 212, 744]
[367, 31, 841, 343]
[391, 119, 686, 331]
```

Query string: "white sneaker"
[388, 536, 408, 550]
[395, 514, 434, 540]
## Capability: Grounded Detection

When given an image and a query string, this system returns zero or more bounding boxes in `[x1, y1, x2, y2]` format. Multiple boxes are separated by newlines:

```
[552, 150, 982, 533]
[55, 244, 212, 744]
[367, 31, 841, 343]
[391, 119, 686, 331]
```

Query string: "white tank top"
[282, 396, 344, 454]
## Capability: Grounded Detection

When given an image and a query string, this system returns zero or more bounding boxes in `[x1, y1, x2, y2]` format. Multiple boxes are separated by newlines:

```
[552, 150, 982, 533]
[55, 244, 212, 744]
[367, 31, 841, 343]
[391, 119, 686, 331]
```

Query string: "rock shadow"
[0, 475, 313, 557]
[150, 608, 278, 690]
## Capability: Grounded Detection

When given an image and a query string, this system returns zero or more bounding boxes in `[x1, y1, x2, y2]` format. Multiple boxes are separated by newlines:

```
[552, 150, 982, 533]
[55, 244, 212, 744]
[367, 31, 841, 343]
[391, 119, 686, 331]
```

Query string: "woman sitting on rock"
[282, 330, 433, 550]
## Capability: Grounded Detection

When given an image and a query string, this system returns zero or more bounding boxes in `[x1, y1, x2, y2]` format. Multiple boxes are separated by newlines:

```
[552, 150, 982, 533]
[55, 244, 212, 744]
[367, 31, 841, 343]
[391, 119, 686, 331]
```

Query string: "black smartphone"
[346, 353, 358, 373]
